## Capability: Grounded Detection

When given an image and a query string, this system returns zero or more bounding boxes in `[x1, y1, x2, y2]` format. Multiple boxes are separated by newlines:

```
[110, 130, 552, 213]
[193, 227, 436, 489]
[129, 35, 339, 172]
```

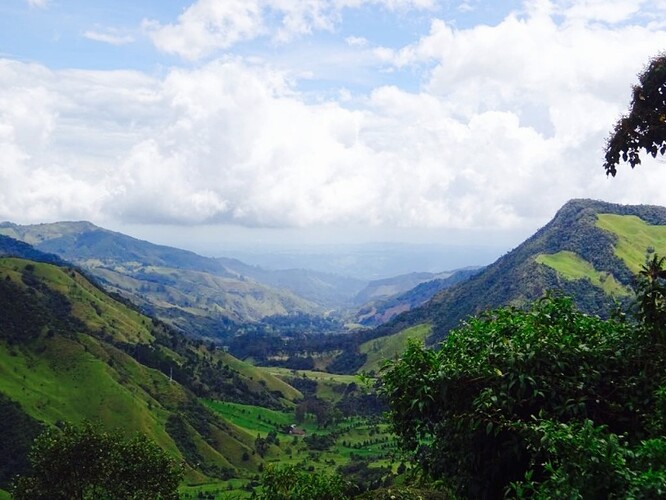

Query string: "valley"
[3, 199, 666, 497]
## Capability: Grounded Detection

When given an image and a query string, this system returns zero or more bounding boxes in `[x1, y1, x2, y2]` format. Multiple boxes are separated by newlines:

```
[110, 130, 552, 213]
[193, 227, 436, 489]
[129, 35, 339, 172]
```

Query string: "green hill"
[377, 199, 666, 343]
[358, 324, 431, 373]
[0, 256, 303, 491]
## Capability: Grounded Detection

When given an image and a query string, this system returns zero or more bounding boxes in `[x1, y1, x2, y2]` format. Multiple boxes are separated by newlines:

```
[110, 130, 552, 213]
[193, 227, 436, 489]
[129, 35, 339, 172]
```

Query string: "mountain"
[0, 222, 360, 337]
[214, 259, 365, 308]
[0, 233, 68, 267]
[354, 268, 482, 327]
[378, 199, 666, 343]
[0, 254, 303, 491]
[353, 271, 451, 306]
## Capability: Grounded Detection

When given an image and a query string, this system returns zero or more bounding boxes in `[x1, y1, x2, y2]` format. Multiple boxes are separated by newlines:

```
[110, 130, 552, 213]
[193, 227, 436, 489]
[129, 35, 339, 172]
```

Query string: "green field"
[596, 213, 666, 273]
[359, 324, 431, 373]
[535, 250, 630, 296]
[205, 400, 399, 467]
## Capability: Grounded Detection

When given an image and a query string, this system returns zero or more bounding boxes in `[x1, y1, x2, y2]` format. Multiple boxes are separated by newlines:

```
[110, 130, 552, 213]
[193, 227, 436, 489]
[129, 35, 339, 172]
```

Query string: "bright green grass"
[258, 367, 358, 384]
[0, 488, 9, 500]
[203, 400, 295, 434]
[180, 479, 253, 499]
[205, 401, 399, 472]
[596, 213, 666, 274]
[359, 324, 432, 373]
[535, 251, 631, 296]
[0, 336, 179, 453]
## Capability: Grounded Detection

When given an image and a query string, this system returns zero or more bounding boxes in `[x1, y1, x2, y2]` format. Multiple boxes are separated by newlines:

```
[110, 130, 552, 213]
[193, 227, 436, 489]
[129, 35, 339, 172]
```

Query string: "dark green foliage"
[337, 459, 392, 494]
[381, 295, 666, 497]
[227, 330, 371, 375]
[0, 395, 43, 489]
[335, 387, 388, 418]
[604, 53, 666, 176]
[635, 253, 666, 338]
[11, 422, 183, 500]
[303, 433, 336, 451]
[512, 420, 666, 498]
[253, 464, 348, 500]
[0, 270, 84, 342]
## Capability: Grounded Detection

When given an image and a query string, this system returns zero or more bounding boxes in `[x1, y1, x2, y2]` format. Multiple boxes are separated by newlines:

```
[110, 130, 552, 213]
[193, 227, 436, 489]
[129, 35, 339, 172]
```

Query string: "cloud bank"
[3, 0, 666, 235]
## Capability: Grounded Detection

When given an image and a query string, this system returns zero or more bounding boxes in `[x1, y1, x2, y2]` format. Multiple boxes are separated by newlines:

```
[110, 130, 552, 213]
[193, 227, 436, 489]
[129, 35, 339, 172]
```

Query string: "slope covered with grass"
[0, 257, 303, 490]
[359, 324, 431, 373]
[534, 251, 630, 297]
[596, 213, 666, 273]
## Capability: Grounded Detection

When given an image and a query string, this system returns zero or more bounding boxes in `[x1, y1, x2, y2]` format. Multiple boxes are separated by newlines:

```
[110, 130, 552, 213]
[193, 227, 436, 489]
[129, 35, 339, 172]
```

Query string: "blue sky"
[2, 0, 666, 254]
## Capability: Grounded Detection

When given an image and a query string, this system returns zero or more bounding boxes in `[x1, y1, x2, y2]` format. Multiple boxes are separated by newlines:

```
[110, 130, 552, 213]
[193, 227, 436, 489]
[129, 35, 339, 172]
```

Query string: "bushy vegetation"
[11, 422, 183, 499]
[253, 464, 348, 500]
[381, 285, 666, 497]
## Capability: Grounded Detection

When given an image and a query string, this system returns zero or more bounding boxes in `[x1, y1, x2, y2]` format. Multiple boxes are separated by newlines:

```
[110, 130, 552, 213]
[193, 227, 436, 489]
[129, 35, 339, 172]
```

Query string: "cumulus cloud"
[3, 1, 666, 234]
[145, 0, 435, 59]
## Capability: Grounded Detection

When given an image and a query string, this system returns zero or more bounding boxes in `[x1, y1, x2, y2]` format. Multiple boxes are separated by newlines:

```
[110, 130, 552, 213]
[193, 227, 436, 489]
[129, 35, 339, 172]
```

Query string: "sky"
[2, 0, 666, 257]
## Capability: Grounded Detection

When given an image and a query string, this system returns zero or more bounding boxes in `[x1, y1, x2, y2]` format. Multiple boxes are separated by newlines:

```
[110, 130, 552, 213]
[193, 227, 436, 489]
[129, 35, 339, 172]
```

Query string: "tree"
[11, 422, 183, 500]
[604, 53, 666, 176]
[253, 464, 348, 500]
[635, 252, 666, 338]
[381, 295, 666, 497]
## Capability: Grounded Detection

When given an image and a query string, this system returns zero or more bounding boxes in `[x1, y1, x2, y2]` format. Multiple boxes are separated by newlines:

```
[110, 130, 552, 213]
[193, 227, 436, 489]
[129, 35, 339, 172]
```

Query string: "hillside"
[354, 268, 481, 327]
[378, 199, 666, 343]
[0, 222, 360, 337]
[0, 255, 303, 492]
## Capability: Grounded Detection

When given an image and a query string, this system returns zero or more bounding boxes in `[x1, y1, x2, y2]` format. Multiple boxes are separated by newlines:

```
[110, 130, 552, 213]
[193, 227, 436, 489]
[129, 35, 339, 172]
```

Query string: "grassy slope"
[534, 251, 630, 296]
[223, 354, 302, 402]
[257, 367, 358, 401]
[536, 214, 666, 297]
[596, 213, 666, 273]
[358, 324, 432, 373]
[0, 258, 300, 486]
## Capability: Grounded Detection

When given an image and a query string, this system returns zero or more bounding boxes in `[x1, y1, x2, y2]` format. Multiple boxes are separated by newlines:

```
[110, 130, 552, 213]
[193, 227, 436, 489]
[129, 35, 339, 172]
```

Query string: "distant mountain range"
[0, 221, 370, 337]
[0, 221, 478, 337]
[379, 199, 666, 343]
[352, 268, 482, 327]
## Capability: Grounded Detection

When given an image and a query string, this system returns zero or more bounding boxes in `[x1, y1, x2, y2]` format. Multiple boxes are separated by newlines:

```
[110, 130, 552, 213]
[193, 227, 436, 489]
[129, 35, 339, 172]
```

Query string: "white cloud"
[3, 1, 666, 235]
[26, 0, 48, 8]
[559, 0, 645, 24]
[84, 30, 135, 46]
[346, 35, 369, 47]
[145, 0, 434, 60]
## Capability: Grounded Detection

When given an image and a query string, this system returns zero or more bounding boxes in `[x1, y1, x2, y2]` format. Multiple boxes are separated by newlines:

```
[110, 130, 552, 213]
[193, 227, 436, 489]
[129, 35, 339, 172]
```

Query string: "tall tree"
[604, 53, 666, 176]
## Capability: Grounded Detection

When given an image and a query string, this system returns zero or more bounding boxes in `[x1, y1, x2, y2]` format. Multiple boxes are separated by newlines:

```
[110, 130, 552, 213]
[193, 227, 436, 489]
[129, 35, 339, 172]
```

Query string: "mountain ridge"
[377, 199, 666, 343]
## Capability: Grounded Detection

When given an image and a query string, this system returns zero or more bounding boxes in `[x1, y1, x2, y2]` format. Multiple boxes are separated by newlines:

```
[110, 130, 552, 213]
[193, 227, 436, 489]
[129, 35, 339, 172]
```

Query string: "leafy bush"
[253, 464, 348, 500]
[381, 295, 666, 497]
[12, 421, 183, 500]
